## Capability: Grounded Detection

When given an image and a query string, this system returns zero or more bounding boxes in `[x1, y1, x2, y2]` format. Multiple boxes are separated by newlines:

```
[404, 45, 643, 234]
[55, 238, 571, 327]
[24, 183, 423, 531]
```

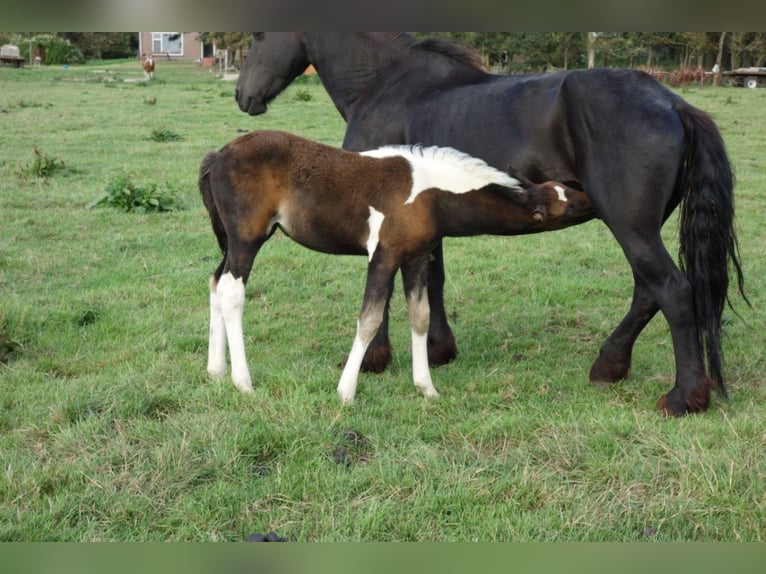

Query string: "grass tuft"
[149, 128, 183, 142]
[90, 174, 185, 213]
[18, 147, 75, 179]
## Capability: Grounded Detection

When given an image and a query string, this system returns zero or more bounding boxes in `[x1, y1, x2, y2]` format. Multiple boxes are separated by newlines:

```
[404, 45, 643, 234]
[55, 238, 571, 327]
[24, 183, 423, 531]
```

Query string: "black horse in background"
[234, 32, 747, 415]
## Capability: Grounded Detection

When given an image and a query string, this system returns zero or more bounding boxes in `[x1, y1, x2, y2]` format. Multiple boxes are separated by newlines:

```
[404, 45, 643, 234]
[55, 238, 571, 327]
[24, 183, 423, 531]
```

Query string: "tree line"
[417, 32, 766, 72]
[2, 32, 765, 73]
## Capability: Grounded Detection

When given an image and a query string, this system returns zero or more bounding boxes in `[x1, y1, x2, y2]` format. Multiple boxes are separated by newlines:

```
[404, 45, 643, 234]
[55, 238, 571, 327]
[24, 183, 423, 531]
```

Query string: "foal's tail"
[199, 151, 228, 256]
[675, 101, 748, 397]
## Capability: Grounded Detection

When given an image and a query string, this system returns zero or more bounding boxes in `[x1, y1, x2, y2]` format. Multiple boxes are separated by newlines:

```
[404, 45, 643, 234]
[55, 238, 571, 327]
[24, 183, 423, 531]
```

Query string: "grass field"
[1, 60, 765, 541]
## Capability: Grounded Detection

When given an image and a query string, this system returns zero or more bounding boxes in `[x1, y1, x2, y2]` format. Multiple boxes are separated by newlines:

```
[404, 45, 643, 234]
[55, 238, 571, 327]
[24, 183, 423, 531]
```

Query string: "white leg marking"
[218, 272, 253, 393]
[411, 329, 438, 398]
[207, 284, 227, 379]
[554, 185, 568, 203]
[366, 206, 385, 262]
[337, 311, 383, 404]
[337, 323, 368, 405]
[407, 291, 439, 398]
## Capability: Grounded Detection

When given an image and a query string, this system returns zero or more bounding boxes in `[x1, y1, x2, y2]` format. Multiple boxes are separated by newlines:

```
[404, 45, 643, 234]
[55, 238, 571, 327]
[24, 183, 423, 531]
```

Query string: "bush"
[20, 34, 85, 65]
[90, 174, 185, 213]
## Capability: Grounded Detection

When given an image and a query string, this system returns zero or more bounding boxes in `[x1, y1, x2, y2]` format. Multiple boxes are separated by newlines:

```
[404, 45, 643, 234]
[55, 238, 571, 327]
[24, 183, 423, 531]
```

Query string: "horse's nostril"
[234, 89, 240, 101]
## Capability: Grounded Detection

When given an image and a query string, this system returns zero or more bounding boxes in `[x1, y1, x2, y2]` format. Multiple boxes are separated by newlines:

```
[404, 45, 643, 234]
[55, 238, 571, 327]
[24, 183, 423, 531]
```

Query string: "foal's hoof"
[656, 379, 713, 416]
[206, 368, 227, 381]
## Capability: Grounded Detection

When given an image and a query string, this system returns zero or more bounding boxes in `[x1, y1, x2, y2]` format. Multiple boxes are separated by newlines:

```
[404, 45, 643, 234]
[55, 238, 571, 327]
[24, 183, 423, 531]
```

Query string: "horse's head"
[236, 32, 310, 116]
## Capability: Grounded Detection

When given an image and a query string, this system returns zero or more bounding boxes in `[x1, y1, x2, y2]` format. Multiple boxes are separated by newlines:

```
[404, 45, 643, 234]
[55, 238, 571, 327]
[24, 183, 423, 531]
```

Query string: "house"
[137, 33, 212, 62]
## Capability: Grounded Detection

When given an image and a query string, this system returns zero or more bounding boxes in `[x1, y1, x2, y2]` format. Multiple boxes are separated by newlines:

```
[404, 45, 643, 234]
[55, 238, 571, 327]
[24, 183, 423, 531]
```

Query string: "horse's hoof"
[427, 334, 457, 367]
[346, 344, 392, 374]
[589, 353, 630, 383]
[656, 380, 712, 416]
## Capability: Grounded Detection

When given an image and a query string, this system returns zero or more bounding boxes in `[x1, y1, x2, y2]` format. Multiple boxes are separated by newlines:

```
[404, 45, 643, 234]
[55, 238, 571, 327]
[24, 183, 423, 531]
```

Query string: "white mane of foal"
[361, 145, 523, 204]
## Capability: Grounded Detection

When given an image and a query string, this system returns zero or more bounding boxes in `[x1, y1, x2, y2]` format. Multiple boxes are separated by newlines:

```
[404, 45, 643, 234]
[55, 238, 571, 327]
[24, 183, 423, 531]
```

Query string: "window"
[151, 33, 183, 56]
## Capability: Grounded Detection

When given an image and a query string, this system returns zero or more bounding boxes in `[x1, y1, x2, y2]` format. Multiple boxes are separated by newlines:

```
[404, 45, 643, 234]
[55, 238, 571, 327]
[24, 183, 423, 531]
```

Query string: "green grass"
[1, 61, 766, 541]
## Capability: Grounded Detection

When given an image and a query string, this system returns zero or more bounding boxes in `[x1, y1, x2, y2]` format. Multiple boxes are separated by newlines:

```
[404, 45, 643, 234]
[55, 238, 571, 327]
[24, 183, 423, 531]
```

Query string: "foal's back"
[214, 131, 413, 256]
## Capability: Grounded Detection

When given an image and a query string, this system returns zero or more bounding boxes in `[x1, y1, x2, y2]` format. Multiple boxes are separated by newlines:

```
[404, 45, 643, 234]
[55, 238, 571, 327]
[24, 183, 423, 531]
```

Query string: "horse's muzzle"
[235, 90, 267, 116]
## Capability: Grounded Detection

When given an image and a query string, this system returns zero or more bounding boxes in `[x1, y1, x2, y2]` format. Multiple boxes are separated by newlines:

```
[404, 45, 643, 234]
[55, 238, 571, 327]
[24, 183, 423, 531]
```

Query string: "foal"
[199, 130, 594, 403]
[142, 53, 154, 81]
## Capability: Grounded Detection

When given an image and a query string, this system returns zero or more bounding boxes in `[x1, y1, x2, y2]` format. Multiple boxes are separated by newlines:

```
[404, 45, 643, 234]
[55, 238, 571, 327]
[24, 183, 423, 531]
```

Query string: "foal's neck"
[433, 186, 535, 237]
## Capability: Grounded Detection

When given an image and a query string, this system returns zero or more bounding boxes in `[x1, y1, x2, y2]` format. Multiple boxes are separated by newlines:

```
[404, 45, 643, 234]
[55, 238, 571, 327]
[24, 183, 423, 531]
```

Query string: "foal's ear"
[507, 169, 534, 189]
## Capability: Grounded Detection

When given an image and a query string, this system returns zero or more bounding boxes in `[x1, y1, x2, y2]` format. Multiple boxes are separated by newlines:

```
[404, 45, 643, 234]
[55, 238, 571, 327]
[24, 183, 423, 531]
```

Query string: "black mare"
[235, 32, 746, 415]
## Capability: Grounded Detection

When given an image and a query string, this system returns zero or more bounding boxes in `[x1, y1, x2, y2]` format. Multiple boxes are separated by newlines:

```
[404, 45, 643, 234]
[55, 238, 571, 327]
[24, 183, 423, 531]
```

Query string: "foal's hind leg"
[589, 273, 659, 384]
[214, 237, 266, 394]
[207, 262, 228, 380]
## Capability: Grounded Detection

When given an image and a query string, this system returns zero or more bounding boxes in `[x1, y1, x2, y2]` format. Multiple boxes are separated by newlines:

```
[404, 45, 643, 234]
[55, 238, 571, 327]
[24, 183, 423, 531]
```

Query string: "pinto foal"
[199, 130, 594, 403]
[142, 53, 154, 80]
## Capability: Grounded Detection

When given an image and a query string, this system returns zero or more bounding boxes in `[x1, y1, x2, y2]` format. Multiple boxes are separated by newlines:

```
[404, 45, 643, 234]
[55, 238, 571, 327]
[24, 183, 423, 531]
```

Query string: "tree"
[59, 33, 135, 59]
[199, 33, 252, 67]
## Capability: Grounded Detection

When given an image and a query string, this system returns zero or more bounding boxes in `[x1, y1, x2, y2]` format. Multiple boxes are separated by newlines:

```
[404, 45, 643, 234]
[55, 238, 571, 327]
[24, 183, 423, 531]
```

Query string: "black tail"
[675, 102, 748, 397]
[199, 151, 228, 257]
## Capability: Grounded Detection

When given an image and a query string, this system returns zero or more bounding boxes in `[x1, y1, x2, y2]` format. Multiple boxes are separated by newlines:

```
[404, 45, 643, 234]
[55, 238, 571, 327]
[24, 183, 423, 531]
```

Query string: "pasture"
[1, 60, 765, 541]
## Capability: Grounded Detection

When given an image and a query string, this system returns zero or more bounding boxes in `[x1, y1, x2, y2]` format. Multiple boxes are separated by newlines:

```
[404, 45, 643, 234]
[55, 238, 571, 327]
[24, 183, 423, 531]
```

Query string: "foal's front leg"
[337, 257, 398, 404]
[402, 255, 439, 398]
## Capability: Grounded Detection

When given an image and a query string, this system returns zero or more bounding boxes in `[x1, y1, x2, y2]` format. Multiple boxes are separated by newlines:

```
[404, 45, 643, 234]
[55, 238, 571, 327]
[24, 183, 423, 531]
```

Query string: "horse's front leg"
[425, 241, 458, 367]
[337, 257, 398, 404]
[402, 255, 439, 399]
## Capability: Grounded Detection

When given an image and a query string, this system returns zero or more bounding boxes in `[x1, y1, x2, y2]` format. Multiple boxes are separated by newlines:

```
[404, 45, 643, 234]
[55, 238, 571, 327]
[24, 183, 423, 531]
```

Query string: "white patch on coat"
[554, 185, 568, 202]
[361, 145, 523, 204]
[366, 206, 385, 261]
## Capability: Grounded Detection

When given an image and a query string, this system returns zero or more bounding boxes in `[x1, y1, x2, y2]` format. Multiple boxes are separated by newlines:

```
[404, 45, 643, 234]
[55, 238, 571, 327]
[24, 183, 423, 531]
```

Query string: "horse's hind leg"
[589, 273, 659, 383]
[608, 228, 712, 414]
[402, 255, 439, 398]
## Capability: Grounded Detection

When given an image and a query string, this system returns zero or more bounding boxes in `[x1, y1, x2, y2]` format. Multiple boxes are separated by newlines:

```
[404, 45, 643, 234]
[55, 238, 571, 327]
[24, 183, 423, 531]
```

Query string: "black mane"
[387, 33, 486, 72]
